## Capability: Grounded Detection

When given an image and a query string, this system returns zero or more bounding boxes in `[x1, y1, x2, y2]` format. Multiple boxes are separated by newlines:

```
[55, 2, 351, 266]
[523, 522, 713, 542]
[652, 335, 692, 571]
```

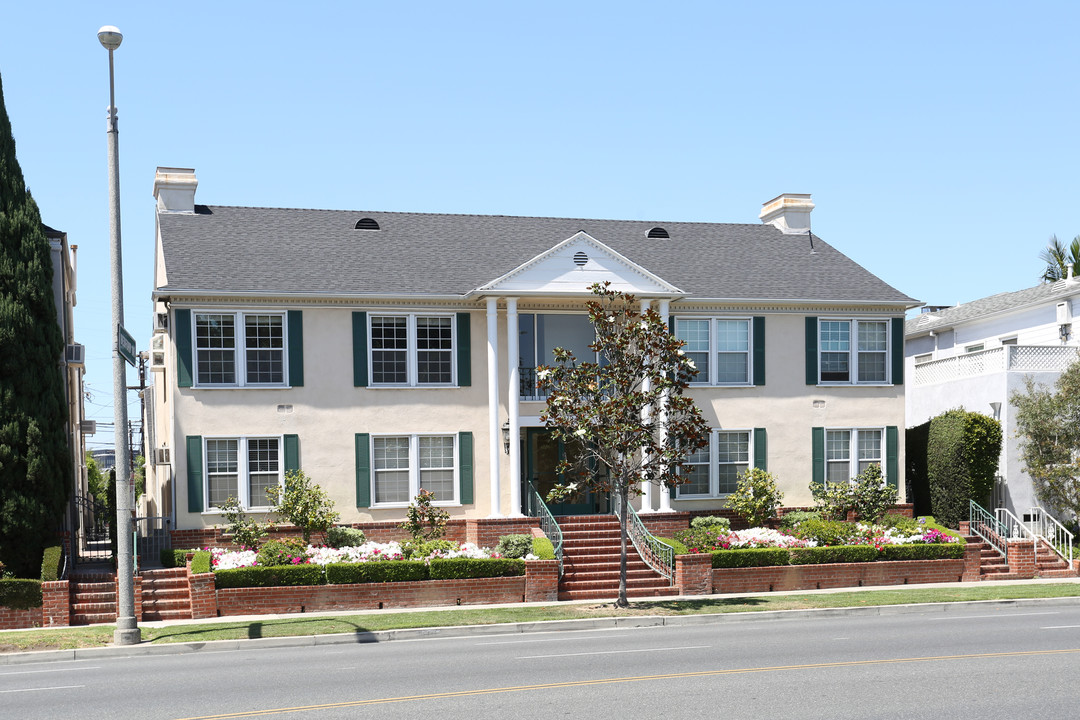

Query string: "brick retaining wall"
[0, 606, 42, 630]
[712, 558, 966, 594]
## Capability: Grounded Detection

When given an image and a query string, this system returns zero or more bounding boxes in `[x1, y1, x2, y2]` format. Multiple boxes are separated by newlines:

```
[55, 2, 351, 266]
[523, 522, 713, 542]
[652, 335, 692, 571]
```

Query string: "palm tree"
[1040, 234, 1080, 283]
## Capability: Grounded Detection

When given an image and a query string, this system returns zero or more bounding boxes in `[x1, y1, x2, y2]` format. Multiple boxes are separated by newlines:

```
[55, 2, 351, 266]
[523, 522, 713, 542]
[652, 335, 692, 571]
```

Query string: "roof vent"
[647, 227, 669, 239]
[354, 218, 380, 230]
[573, 251, 589, 267]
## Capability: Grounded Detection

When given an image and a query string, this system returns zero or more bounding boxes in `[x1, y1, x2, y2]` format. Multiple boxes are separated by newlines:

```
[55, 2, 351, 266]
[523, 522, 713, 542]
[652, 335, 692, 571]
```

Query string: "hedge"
[40, 546, 62, 582]
[532, 537, 556, 560]
[924, 409, 1002, 528]
[429, 558, 524, 580]
[324, 561, 429, 584]
[710, 548, 791, 568]
[191, 551, 212, 575]
[658, 537, 689, 556]
[0, 579, 43, 609]
[214, 565, 325, 588]
[789, 545, 879, 565]
[879, 543, 965, 561]
[160, 548, 192, 569]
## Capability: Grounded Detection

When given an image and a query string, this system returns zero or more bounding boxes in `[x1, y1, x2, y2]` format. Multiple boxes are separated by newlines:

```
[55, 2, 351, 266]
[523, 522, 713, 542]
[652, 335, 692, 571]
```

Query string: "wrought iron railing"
[611, 485, 675, 583]
[519, 366, 548, 401]
[1028, 506, 1074, 567]
[969, 500, 1009, 562]
[525, 482, 564, 576]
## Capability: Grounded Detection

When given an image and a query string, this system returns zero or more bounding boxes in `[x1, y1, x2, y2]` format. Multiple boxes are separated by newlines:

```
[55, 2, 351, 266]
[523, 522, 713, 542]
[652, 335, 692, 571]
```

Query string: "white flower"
[607, 315, 615, 322]
[685, 359, 696, 369]
[574, 428, 587, 437]
[536, 368, 552, 380]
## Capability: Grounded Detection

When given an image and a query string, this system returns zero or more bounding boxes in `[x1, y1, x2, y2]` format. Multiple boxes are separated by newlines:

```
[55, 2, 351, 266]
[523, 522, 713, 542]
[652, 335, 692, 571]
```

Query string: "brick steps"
[557, 515, 673, 601]
[141, 568, 192, 622]
[965, 535, 1077, 580]
[69, 579, 116, 625]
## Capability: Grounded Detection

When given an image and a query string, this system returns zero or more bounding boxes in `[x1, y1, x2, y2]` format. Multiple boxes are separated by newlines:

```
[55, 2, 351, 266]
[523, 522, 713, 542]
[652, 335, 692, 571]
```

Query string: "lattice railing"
[611, 486, 675, 583]
[914, 345, 1080, 386]
[1007, 345, 1080, 372]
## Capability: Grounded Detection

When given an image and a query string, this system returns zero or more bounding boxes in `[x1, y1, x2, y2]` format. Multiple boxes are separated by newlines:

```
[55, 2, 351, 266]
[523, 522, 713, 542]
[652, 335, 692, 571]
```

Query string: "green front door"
[524, 428, 604, 515]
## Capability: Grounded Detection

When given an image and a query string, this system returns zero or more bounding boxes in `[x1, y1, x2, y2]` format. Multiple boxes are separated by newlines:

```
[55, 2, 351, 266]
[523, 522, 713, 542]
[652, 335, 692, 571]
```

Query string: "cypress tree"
[0, 72, 71, 577]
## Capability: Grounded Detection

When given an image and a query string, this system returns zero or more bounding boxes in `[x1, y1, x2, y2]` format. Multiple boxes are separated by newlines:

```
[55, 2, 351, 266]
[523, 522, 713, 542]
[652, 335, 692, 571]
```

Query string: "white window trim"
[675, 316, 754, 387]
[202, 434, 284, 513]
[675, 428, 754, 500]
[824, 426, 886, 486]
[913, 352, 933, 365]
[368, 313, 457, 388]
[818, 317, 891, 386]
[192, 310, 290, 389]
[370, 433, 460, 508]
[965, 343, 986, 353]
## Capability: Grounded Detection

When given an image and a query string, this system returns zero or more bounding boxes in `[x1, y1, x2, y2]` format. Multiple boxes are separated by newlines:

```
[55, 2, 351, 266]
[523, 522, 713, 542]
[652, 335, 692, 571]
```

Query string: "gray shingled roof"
[156, 205, 917, 304]
[906, 281, 1080, 336]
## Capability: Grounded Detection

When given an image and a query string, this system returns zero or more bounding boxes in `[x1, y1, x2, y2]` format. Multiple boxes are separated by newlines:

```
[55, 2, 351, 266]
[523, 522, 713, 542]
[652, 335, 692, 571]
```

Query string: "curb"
[4, 594, 1080, 666]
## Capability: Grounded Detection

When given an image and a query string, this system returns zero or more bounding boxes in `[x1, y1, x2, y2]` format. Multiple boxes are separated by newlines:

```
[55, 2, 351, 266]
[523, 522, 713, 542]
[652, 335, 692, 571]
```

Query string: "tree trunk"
[617, 485, 629, 608]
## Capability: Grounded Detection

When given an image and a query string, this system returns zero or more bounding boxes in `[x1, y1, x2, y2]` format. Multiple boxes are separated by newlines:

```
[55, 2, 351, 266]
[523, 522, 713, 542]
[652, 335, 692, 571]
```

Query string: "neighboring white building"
[144, 168, 919, 537]
[905, 275, 1080, 517]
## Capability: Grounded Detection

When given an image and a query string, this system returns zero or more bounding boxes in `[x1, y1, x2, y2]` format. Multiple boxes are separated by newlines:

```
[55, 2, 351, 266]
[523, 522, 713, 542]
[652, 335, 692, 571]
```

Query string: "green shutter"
[886, 425, 899, 490]
[186, 435, 203, 512]
[176, 309, 193, 388]
[752, 316, 766, 386]
[811, 427, 825, 487]
[352, 312, 368, 387]
[456, 312, 471, 387]
[355, 433, 371, 508]
[753, 428, 767, 470]
[668, 315, 676, 335]
[891, 318, 904, 385]
[287, 310, 304, 387]
[459, 431, 474, 505]
[805, 317, 818, 385]
[284, 434, 300, 473]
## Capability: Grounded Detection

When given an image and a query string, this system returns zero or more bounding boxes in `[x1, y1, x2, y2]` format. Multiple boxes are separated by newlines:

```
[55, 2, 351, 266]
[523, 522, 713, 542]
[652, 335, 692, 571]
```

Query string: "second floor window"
[819, 319, 888, 384]
[371, 315, 454, 386]
[195, 312, 285, 387]
[675, 317, 755, 385]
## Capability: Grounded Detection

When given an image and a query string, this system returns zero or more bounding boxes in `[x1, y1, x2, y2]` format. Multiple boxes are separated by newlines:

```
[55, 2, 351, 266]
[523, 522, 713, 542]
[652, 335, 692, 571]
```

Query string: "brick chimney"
[759, 193, 814, 234]
[153, 167, 198, 214]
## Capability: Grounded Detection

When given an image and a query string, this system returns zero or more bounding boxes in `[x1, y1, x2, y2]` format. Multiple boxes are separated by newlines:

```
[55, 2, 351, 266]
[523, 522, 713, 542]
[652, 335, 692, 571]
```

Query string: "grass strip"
[3, 582, 1078, 653]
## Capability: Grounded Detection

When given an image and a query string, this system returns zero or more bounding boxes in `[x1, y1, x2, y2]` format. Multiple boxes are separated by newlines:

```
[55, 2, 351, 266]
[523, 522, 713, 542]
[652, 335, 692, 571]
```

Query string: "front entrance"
[523, 428, 607, 515]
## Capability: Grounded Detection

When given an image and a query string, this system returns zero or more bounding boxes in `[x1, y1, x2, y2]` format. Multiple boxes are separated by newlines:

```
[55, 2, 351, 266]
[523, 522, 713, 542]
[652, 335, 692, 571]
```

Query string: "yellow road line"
[175, 647, 1080, 719]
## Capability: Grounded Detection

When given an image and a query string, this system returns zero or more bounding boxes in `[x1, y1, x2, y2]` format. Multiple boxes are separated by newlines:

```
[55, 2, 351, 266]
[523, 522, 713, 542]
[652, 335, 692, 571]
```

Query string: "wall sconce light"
[502, 421, 511, 454]
[989, 401, 1002, 420]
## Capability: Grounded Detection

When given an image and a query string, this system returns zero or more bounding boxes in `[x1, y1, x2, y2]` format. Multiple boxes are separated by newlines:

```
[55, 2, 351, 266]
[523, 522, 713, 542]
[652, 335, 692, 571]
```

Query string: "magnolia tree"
[537, 283, 709, 607]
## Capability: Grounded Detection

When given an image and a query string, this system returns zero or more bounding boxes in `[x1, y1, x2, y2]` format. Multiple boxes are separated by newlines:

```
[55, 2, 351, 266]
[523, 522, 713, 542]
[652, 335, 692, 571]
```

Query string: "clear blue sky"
[2, 1, 1079, 451]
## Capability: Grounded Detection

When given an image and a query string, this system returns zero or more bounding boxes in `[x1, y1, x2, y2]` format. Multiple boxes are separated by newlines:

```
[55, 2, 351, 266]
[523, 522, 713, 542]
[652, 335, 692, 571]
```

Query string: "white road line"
[518, 645, 709, 659]
[0, 685, 85, 694]
[927, 612, 1060, 621]
[1042, 625, 1080, 629]
[0, 667, 98, 677]
[479, 635, 632, 646]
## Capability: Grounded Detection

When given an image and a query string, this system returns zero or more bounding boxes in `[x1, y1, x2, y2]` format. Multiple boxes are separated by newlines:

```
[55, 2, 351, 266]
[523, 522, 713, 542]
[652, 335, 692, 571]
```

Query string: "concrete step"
[559, 585, 674, 601]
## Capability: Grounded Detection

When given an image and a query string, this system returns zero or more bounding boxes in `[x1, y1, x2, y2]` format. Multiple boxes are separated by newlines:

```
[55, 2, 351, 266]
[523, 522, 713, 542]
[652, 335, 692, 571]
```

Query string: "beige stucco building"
[143, 169, 918, 533]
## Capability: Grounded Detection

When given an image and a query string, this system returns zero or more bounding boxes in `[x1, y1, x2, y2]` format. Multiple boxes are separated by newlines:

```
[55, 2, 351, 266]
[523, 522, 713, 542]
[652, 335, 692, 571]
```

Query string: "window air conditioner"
[154, 312, 169, 333]
[154, 447, 171, 465]
[65, 343, 85, 367]
[79, 420, 97, 435]
[150, 334, 166, 371]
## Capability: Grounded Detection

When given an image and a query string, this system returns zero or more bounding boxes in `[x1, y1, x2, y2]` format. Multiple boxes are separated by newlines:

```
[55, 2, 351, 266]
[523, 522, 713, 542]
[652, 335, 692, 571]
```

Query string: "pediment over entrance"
[475, 231, 683, 297]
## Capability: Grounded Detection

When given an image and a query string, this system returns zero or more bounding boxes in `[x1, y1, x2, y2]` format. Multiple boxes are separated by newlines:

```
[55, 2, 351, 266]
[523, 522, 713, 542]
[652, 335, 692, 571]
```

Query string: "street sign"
[117, 324, 137, 367]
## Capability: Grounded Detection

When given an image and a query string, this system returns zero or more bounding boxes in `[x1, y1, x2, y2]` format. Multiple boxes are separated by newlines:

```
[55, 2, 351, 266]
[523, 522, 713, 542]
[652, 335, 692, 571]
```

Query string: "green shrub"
[673, 527, 732, 553]
[326, 526, 367, 549]
[400, 489, 449, 541]
[790, 518, 853, 546]
[40, 546, 62, 581]
[879, 544, 964, 561]
[531, 537, 556, 560]
[429, 558, 525, 579]
[906, 420, 933, 516]
[724, 468, 784, 526]
[324, 561, 429, 584]
[256, 539, 310, 567]
[926, 409, 1002, 528]
[401, 539, 458, 559]
[710, 548, 790, 568]
[778, 510, 822, 530]
[214, 564, 325, 588]
[847, 464, 899, 523]
[495, 534, 534, 559]
[265, 469, 341, 544]
[0, 579, 43, 609]
[657, 537, 689, 555]
[690, 516, 732, 532]
[879, 514, 920, 534]
[789, 545, 878, 565]
[191, 550, 212, 575]
[811, 481, 854, 521]
[219, 496, 268, 550]
[160, 548, 194, 569]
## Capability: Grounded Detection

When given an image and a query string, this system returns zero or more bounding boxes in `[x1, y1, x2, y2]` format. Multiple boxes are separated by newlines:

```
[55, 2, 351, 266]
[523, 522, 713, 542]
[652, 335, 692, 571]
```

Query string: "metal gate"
[134, 516, 172, 570]
[69, 493, 113, 566]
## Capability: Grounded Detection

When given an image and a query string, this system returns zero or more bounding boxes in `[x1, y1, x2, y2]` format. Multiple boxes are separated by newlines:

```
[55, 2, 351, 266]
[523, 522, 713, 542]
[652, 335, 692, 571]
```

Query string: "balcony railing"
[519, 366, 548, 401]
[913, 345, 1080, 386]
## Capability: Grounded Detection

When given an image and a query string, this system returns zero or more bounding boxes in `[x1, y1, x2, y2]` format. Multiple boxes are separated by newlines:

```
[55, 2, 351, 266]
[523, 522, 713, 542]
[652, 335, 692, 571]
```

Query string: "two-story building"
[905, 275, 1080, 518]
[143, 167, 918, 539]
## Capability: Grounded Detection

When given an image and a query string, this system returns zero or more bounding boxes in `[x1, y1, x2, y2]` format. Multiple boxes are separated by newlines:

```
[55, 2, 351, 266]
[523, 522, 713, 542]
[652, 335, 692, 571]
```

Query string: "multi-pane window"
[372, 434, 458, 505]
[195, 312, 286, 386]
[675, 318, 751, 385]
[370, 315, 455, 386]
[205, 436, 280, 510]
[676, 429, 752, 498]
[825, 428, 883, 485]
[819, 319, 889, 384]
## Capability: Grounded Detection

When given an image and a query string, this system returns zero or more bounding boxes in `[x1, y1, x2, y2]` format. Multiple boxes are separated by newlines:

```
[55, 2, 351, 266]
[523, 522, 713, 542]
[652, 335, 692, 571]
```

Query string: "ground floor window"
[205, 436, 281, 510]
[676, 429, 753, 499]
[825, 428, 883, 484]
[372, 434, 458, 506]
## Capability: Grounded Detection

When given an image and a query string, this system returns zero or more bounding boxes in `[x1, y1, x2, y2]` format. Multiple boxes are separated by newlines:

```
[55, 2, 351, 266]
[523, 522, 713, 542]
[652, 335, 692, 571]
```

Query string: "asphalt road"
[5, 603, 1080, 719]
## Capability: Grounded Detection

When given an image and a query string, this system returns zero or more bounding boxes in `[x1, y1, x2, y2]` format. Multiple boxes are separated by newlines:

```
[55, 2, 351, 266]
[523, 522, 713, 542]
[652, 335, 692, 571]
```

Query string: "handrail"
[525, 482, 564, 576]
[611, 485, 675, 584]
[1029, 506, 1074, 567]
[969, 500, 1008, 562]
[995, 506, 1037, 565]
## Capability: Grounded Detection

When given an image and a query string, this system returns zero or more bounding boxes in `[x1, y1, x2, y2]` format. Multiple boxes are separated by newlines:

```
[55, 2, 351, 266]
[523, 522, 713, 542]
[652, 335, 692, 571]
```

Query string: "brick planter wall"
[640, 512, 692, 536]
[0, 605, 43, 630]
[962, 542, 983, 581]
[42, 580, 70, 627]
[466, 518, 539, 547]
[1007, 540, 1036, 578]
[524, 559, 559, 602]
[189, 571, 217, 619]
[675, 554, 712, 595]
[712, 558, 966, 594]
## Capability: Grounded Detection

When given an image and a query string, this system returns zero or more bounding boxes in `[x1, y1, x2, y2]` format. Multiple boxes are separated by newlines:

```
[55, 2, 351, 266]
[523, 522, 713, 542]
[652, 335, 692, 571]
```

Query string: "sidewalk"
[3, 576, 1079, 666]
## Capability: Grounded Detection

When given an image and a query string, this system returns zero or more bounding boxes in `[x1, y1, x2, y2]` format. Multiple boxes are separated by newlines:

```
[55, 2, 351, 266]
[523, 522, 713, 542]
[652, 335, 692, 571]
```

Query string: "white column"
[487, 298, 503, 517]
[658, 299, 673, 512]
[507, 298, 523, 516]
[639, 298, 655, 513]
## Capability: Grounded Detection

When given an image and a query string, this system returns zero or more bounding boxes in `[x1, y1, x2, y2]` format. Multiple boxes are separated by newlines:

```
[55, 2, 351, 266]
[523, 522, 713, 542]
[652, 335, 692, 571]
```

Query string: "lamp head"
[97, 25, 123, 51]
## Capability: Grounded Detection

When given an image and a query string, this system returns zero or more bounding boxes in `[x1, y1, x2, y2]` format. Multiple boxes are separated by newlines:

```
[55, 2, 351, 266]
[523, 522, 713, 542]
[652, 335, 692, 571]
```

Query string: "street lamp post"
[98, 24, 140, 646]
